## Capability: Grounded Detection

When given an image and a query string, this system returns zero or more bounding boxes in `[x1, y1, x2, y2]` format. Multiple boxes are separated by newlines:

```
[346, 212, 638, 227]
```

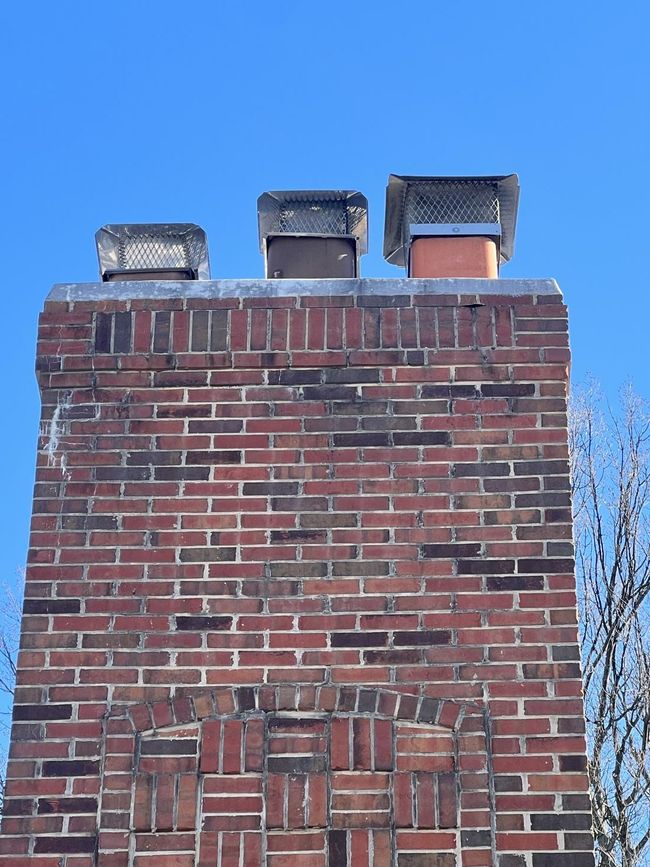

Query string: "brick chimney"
[0, 192, 595, 867]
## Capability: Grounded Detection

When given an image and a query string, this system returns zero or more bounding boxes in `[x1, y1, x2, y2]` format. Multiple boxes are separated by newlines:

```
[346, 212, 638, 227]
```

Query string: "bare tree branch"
[570, 383, 650, 867]
[0, 569, 23, 809]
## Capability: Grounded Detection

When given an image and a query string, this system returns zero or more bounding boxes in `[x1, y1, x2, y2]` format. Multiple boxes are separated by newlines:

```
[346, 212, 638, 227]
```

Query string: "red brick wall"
[0, 286, 594, 866]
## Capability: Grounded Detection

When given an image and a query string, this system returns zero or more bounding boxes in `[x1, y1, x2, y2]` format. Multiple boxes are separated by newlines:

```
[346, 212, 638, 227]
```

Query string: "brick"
[139, 739, 197, 756]
[267, 756, 327, 774]
[94, 313, 112, 353]
[178, 548, 237, 562]
[173, 774, 197, 832]
[33, 836, 97, 853]
[462, 830, 491, 847]
[437, 773, 458, 828]
[393, 432, 451, 446]
[564, 833, 596, 850]
[398, 856, 455, 867]
[174, 616, 232, 630]
[328, 830, 347, 865]
[421, 543, 481, 559]
[453, 462, 511, 478]
[532, 857, 594, 867]
[36, 797, 98, 814]
[531, 813, 592, 831]
[487, 576, 544, 591]
[186, 450, 242, 464]
[42, 760, 99, 777]
[331, 632, 388, 647]
[559, 755, 587, 772]
[13, 705, 72, 721]
[518, 558, 574, 573]
[113, 312, 132, 353]
[394, 631, 451, 646]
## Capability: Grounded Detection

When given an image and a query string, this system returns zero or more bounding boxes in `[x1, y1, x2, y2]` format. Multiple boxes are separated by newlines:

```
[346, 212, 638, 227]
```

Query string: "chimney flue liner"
[257, 190, 368, 279]
[95, 223, 210, 282]
[383, 174, 519, 277]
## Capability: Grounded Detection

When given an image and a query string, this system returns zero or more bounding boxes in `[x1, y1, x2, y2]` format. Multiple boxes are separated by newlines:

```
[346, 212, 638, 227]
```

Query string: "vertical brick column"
[0, 282, 594, 867]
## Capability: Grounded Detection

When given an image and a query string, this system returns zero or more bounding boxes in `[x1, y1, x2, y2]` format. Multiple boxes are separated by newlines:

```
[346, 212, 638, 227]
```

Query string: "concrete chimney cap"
[383, 174, 520, 267]
[257, 190, 368, 255]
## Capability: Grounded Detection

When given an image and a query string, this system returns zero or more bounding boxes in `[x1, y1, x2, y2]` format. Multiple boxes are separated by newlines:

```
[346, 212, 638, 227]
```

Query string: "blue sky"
[0, 0, 648, 595]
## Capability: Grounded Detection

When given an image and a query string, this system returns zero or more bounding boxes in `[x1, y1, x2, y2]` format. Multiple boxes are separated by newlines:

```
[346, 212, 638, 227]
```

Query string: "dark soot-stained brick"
[175, 616, 232, 631]
[23, 599, 81, 614]
[328, 830, 347, 867]
[394, 630, 451, 646]
[34, 836, 97, 854]
[42, 760, 99, 777]
[14, 705, 72, 721]
[421, 543, 481, 559]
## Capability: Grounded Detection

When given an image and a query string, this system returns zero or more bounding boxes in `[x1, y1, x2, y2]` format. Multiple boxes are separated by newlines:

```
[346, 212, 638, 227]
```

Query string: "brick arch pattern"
[97, 686, 491, 867]
[127, 685, 467, 735]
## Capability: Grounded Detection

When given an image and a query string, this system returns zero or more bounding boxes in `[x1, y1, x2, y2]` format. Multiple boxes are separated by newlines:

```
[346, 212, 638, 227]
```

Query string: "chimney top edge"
[47, 277, 561, 304]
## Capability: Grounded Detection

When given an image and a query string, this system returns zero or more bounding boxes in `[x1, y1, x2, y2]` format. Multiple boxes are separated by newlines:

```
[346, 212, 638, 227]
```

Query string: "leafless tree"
[570, 384, 650, 867]
[0, 570, 22, 807]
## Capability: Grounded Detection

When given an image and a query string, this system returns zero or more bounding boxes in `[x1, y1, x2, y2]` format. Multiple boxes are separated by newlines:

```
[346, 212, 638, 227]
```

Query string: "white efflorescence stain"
[43, 390, 72, 478]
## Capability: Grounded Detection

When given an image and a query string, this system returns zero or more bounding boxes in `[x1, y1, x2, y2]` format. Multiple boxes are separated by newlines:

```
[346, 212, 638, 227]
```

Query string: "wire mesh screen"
[266, 196, 365, 237]
[258, 190, 368, 256]
[405, 180, 500, 227]
[118, 231, 197, 271]
[280, 200, 347, 235]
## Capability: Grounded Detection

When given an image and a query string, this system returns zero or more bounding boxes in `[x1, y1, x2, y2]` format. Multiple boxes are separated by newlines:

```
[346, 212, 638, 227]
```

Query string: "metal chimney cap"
[95, 223, 211, 281]
[257, 190, 368, 255]
[383, 174, 520, 267]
